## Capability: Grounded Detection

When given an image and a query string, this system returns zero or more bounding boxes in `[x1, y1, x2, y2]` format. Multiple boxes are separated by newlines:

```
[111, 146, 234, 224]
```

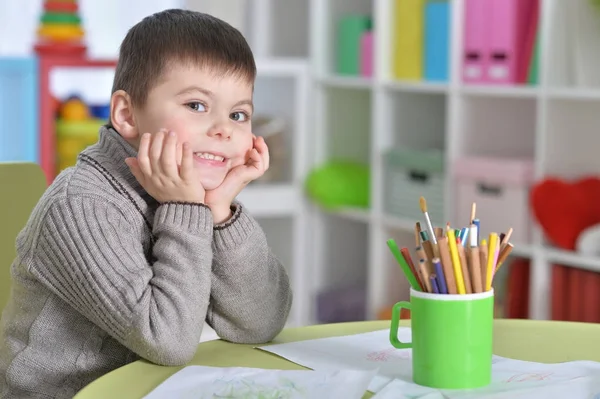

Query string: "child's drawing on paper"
[142, 365, 377, 399]
[504, 372, 554, 383]
[366, 348, 411, 363]
[198, 376, 307, 399]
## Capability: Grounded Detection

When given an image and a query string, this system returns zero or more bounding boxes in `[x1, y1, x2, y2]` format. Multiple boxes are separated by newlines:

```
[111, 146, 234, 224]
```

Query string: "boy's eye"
[186, 102, 206, 112]
[230, 112, 248, 122]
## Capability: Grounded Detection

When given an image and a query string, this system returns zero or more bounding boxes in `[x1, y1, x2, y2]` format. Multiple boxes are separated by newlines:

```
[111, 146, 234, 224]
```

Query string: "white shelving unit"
[309, 0, 600, 321]
[184, 1, 314, 328]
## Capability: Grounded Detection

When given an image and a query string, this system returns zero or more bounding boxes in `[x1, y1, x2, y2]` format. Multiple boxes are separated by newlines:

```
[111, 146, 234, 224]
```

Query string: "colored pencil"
[387, 239, 422, 291]
[437, 237, 457, 294]
[485, 233, 499, 291]
[446, 228, 466, 294]
[418, 258, 433, 292]
[430, 274, 440, 293]
[432, 257, 448, 294]
[401, 247, 423, 290]
[469, 246, 483, 293]
[457, 242, 473, 294]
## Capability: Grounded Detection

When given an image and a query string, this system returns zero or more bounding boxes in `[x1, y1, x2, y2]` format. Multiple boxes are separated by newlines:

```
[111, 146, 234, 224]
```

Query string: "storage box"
[453, 157, 535, 244]
[0, 57, 39, 163]
[383, 147, 445, 224]
[424, 0, 450, 82]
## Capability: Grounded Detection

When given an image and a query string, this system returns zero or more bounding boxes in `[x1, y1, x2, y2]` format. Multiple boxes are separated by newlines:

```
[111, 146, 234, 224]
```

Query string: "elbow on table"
[246, 291, 294, 344]
[141, 335, 199, 366]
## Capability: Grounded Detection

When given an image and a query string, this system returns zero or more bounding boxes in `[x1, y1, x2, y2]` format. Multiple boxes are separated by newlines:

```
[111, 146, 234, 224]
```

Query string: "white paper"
[142, 365, 378, 399]
[258, 328, 600, 397]
[258, 329, 412, 392]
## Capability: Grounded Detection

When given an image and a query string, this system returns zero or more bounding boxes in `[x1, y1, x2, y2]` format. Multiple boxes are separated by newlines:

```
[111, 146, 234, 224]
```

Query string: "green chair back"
[0, 162, 47, 313]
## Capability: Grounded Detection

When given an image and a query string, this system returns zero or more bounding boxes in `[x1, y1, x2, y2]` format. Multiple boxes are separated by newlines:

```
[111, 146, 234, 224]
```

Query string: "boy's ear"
[110, 90, 138, 140]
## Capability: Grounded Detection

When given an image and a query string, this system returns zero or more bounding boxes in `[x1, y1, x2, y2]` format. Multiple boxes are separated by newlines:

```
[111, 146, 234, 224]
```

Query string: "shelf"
[318, 75, 373, 89]
[384, 80, 449, 94]
[461, 85, 539, 98]
[547, 88, 600, 101]
[544, 248, 600, 273]
[236, 184, 300, 217]
[328, 207, 372, 224]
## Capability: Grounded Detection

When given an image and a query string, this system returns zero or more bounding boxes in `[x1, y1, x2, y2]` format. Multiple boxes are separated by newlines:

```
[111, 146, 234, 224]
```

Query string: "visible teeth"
[195, 152, 225, 162]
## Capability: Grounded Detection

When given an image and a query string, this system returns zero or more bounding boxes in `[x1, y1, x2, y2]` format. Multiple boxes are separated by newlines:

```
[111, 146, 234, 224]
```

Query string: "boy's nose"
[206, 123, 232, 140]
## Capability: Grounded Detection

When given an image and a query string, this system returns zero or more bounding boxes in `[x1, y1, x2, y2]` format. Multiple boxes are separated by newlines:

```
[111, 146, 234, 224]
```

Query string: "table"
[74, 319, 600, 399]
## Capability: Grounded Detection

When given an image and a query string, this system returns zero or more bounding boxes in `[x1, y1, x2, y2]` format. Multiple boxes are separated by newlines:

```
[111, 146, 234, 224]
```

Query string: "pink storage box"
[360, 31, 373, 77]
[453, 157, 535, 245]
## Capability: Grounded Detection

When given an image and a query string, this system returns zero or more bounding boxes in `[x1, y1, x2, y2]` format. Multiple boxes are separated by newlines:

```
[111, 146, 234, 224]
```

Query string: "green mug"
[389, 288, 494, 389]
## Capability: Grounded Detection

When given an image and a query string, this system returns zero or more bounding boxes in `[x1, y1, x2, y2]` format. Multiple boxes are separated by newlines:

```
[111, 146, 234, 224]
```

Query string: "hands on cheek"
[125, 129, 206, 204]
[204, 135, 270, 223]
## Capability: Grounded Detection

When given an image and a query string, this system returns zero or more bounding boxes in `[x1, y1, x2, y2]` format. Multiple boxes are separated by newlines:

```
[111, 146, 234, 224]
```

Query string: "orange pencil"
[422, 241, 436, 274]
[479, 238, 488, 291]
[469, 246, 483, 293]
[457, 243, 473, 294]
[495, 243, 514, 273]
[418, 258, 433, 292]
[401, 247, 423, 290]
[437, 237, 457, 294]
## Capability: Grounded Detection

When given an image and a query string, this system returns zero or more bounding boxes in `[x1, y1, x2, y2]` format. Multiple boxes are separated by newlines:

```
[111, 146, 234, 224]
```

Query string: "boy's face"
[131, 63, 254, 190]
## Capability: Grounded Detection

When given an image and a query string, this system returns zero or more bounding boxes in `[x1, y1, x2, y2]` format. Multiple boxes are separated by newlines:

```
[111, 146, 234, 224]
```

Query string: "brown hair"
[110, 9, 256, 108]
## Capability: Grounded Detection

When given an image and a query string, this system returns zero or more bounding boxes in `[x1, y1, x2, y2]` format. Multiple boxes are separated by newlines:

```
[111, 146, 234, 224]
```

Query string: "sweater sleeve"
[208, 203, 293, 343]
[23, 196, 214, 366]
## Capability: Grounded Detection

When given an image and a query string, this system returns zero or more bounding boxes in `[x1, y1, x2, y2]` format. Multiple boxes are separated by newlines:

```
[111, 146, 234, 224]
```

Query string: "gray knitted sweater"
[0, 127, 293, 398]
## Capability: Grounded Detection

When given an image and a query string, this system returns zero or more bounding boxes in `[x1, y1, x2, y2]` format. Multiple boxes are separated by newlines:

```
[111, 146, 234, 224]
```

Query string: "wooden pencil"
[434, 227, 443, 239]
[416, 245, 432, 274]
[457, 242, 473, 294]
[495, 243, 514, 273]
[469, 246, 483, 293]
[422, 241, 436, 274]
[418, 258, 433, 292]
[479, 238, 488, 291]
[437, 237, 457, 294]
[414, 222, 421, 247]
[401, 247, 423, 290]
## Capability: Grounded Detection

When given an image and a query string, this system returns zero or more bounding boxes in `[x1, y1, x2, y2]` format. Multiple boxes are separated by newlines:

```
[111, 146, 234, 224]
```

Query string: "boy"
[0, 9, 292, 398]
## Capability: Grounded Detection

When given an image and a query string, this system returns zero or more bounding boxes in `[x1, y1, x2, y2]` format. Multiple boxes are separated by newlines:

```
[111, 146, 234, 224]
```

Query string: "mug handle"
[389, 301, 412, 349]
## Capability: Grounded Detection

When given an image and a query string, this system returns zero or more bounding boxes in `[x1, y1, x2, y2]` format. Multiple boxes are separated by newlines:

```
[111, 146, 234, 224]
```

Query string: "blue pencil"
[432, 257, 448, 294]
[430, 275, 440, 294]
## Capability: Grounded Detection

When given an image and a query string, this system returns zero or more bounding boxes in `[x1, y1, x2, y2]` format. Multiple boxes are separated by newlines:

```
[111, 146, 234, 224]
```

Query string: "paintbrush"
[419, 196, 437, 246]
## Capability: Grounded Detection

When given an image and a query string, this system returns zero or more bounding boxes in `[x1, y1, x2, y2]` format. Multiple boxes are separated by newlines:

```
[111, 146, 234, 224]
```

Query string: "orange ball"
[60, 98, 89, 120]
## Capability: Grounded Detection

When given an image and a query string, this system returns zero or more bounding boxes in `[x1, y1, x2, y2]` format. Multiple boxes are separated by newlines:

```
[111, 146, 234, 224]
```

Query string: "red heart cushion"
[530, 177, 600, 250]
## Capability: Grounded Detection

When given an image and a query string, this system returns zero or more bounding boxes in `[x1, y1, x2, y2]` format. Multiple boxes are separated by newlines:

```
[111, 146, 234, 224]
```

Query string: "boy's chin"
[200, 177, 225, 191]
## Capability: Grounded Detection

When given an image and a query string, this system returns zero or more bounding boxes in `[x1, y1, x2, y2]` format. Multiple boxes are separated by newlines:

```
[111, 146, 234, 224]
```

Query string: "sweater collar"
[79, 126, 155, 205]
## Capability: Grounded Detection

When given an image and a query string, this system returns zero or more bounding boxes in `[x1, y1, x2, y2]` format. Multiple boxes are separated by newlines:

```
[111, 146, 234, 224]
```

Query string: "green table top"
[74, 319, 600, 399]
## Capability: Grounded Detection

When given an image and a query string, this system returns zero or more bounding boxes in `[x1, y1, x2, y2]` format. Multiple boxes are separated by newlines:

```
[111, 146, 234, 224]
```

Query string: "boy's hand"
[205, 135, 270, 223]
[125, 130, 206, 204]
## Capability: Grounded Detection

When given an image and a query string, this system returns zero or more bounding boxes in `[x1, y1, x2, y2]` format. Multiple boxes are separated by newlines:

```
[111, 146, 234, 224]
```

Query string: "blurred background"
[2, 0, 600, 330]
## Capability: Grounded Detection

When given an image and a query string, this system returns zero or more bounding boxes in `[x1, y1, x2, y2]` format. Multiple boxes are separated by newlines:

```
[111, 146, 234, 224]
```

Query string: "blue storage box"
[0, 57, 39, 163]
[424, 1, 450, 82]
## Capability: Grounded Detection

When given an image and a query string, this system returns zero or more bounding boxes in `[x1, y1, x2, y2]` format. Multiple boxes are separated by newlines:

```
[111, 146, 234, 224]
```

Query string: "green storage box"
[383, 147, 445, 224]
[337, 15, 372, 75]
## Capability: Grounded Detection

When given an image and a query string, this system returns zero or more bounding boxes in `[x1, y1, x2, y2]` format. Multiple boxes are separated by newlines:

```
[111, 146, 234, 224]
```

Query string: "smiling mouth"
[194, 152, 227, 163]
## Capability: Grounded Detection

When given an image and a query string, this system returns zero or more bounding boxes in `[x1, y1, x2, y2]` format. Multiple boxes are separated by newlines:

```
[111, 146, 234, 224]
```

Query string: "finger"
[255, 136, 270, 170]
[150, 131, 165, 175]
[137, 133, 153, 177]
[176, 142, 183, 167]
[180, 142, 194, 181]
[161, 131, 178, 178]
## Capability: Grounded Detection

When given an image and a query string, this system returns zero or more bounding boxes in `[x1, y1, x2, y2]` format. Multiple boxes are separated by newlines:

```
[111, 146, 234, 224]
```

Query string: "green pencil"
[386, 239, 422, 291]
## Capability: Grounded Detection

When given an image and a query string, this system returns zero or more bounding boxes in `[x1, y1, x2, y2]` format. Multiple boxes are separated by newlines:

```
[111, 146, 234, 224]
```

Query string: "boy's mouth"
[194, 152, 227, 165]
